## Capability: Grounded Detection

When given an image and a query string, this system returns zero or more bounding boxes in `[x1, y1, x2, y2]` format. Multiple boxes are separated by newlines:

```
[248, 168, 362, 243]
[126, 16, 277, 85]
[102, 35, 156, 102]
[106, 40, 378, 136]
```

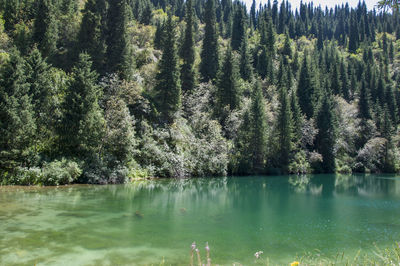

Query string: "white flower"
[254, 251, 263, 259]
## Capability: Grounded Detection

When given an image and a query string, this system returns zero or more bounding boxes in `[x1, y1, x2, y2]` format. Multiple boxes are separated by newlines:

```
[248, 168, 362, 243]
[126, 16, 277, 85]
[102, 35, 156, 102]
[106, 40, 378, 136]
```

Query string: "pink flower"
[205, 242, 210, 252]
[191, 242, 196, 250]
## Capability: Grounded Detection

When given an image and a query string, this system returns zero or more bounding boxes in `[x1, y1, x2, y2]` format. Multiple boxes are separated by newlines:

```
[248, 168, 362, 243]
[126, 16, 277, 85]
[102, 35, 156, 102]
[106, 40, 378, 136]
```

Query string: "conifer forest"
[1, 0, 400, 185]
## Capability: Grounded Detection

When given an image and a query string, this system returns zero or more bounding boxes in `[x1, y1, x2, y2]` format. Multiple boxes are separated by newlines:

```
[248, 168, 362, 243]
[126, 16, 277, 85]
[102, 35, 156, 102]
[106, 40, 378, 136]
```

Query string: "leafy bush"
[40, 159, 82, 185]
[288, 151, 310, 174]
[136, 115, 229, 178]
[354, 137, 387, 173]
[1, 159, 81, 186]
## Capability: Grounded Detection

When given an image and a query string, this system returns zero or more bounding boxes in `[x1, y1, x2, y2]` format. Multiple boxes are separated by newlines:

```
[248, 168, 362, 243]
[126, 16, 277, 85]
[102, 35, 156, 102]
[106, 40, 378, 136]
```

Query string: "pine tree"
[249, 81, 267, 173]
[0, 50, 36, 170]
[58, 53, 105, 157]
[217, 47, 240, 113]
[297, 51, 315, 118]
[105, 0, 133, 80]
[239, 32, 253, 81]
[154, 12, 182, 124]
[180, 0, 196, 92]
[200, 0, 219, 82]
[33, 0, 58, 58]
[77, 0, 107, 75]
[315, 92, 336, 173]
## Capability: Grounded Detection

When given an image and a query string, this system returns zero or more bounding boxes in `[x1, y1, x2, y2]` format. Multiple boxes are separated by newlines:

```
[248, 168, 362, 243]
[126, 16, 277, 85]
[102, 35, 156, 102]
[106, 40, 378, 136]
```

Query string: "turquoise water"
[1, 175, 400, 265]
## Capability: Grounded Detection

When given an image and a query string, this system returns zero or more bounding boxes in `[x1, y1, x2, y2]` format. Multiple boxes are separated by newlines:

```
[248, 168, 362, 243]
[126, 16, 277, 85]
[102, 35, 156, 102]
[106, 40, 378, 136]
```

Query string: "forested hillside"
[0, 0, 400, 185]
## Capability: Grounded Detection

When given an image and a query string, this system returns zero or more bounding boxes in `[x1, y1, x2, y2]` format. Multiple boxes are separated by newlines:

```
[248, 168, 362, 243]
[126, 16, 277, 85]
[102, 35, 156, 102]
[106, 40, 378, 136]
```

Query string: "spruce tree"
[385, 84, 398, 125]
[231, 3, 245, 51]
[25, 48, 51, 117]
[377, 74, 386, 106]
[33, 0, 58, 58]
[317, 22, 324, 50]
[77, 0, 107, 75]
[278, 0, 286, 34]
[339, 60, 350, 100]
[357, 81, 372, 149]
[154, 21, 164, 50]
[330, 61, 341, 95]
[105, 0, 133, 80]
[217, 47, 240, 113]
[282, 31, 292, 59]
[154, 12, 182, 124]
[58, 53, 105, 158]
[249, 81, 267, 173]
[250, 0, 256, 29]
[239, 32, 253, 81]
[180, 0, 196, 92]
[358, 81, 371, 120]
[257, 45, 269, 79]
[236, 110, 252, 174]
[200, 0, 219, 82]
[3, 0, 20, 32]
[266, 17, 275, 57]
[315, 92, 337, 173]
[24, 47, 54, 148]
[348, 14, 359, 53]
[0, 50, 36, 170]
[101, 76, 136, 167]
[382, 104, 393, 140]
[297, 51, 315, 118]
[277, 84, 293, 173]
[290, 90, 303, 142]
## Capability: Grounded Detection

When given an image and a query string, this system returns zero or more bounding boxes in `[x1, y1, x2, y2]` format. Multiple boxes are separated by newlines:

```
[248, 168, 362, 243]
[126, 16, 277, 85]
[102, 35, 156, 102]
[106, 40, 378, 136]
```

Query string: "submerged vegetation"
[0, 0, 400, 184]
[186, 241, 400, 265]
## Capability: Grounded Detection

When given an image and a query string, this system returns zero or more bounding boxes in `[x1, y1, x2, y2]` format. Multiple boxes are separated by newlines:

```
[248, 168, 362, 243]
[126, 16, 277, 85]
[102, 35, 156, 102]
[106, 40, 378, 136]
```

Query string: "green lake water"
[1, 175, 400, 265]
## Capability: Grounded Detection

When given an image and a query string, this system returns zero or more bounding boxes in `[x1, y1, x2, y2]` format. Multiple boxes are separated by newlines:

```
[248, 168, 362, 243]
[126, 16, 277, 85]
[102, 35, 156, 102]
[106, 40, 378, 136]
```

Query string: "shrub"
[40, 159, 82, 185]
[355, 137, 387, 173]
[1, 159, 81, 186]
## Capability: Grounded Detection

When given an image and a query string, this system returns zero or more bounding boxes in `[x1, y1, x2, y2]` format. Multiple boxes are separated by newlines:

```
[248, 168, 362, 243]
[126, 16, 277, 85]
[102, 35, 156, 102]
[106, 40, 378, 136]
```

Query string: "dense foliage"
[0, 0, 400, 184]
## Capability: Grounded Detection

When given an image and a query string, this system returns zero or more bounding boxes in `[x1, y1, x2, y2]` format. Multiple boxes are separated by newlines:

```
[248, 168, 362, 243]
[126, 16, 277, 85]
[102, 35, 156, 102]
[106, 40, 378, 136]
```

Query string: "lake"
[1, 175, 400, 265]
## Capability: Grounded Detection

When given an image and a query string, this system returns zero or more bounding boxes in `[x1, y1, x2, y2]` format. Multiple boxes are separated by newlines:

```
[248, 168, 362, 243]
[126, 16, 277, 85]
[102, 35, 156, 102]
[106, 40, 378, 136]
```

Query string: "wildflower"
[205, 242, 210, 252]
[191, 242, 196, 250]
[254, 251, 263, 259]
[290, 261, 300, 266]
